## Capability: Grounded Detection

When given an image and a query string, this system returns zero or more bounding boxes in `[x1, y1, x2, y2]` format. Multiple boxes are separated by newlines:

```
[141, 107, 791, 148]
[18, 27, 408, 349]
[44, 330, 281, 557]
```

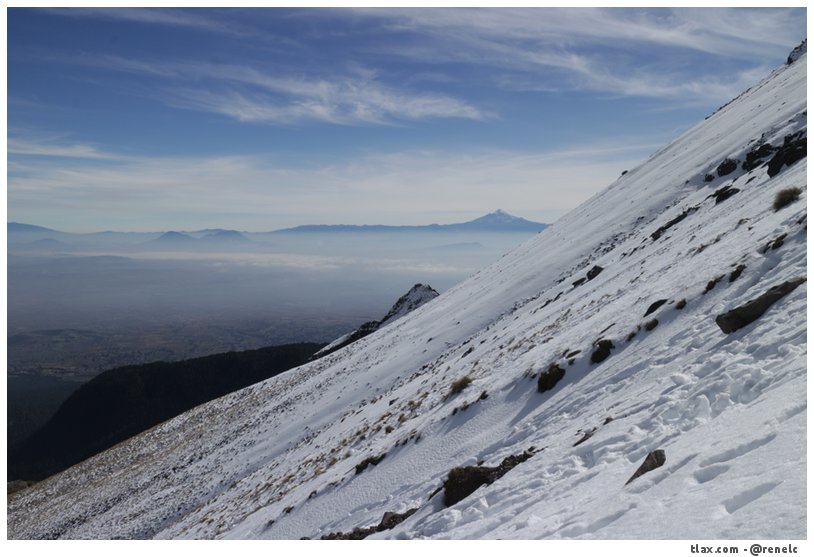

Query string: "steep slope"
[8, 47, 806, 540]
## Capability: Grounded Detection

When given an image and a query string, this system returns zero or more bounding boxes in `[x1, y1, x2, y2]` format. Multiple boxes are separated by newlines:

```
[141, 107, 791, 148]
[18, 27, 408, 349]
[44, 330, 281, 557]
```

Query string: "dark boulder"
[321, 507, 419, 539]
[443, 449, 536, 506]
[378, 508, 418, 530]
[590, 339, 614, 364]
[625, 449, 666, 485]
[767, 133, 806, 178]
[443, 466, 495, 507]
[355, 453, 386, 474]
[708, 185, 740, 205]
[742, 143, 776, 171]
[729, 264, 746, 282]
[675, 299, 687, 310]
[704, 174, 715, 183]
[586, 265, 604, 281]
[715, 277, 806, 334]
[643, 299, 668, 317]
[651, 206, 699, 241]
[537, 363, 565, 393]
[716, 158, 738, 177]
[644, 319, 658, 331]
[704, 275, 725, 294]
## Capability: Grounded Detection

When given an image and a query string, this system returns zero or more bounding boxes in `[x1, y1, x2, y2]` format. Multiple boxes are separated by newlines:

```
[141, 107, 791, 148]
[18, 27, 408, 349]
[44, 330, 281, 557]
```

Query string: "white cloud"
[8, 138, 126, 160]
[167, 79, 486, 125]
[8, 137, 660, 231]
[49, 54, 486, 125]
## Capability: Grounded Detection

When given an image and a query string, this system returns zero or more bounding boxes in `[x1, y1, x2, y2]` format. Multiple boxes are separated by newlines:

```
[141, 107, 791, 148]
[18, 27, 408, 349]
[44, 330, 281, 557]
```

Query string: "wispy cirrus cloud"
[41, 7, 255, 37]
[167, 81, 486, 125]
[347, 7, 804, 101]
[43, 53, 488, 125]
[354, 7, 801, 59]
[8, 137, 127, 160]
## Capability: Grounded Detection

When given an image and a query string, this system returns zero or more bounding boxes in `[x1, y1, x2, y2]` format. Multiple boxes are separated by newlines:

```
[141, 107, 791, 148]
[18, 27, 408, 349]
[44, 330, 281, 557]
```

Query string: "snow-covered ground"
[7, 48, 806, 540]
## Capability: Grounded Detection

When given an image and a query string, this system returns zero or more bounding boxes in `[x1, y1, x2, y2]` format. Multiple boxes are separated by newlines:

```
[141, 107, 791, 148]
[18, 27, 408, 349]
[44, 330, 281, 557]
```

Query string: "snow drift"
[8, 45, 807, 540]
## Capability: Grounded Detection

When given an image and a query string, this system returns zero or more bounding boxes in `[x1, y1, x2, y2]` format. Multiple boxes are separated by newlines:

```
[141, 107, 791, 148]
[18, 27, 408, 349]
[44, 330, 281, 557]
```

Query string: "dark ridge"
[9, 342, 324, 482]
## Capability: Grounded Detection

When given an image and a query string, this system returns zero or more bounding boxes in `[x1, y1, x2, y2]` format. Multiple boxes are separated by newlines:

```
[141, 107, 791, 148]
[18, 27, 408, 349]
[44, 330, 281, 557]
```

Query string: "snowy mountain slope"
[314, 284, 440, 358]
[7, 48, 807, 540]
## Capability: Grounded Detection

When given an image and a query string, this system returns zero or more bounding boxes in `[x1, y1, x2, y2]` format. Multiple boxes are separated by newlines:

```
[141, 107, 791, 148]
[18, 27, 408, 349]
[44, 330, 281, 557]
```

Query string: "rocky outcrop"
[590, 339, 614, 364]
[651, 206, 699, 241]
[767, 132, 806, 178]
[715, 278, 806, 333]
[443, 448, 537, 506]
[644, 299, 668, 317]
[586, 265, 604, 281]
[716, 158, 738, 177]
[708, 185, 740, 205]
[321, 507, 418, 539]
[537, 363, 565, 393]
[625, 450, 666, 485]
[787, 39, 807, 65]
[355, 453, 387, 475]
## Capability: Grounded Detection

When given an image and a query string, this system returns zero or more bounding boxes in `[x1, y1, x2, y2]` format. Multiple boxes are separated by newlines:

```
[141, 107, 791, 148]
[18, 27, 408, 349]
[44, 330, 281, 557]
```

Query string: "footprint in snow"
[698, 433, 776, 467]
[723, 481, 783, 514]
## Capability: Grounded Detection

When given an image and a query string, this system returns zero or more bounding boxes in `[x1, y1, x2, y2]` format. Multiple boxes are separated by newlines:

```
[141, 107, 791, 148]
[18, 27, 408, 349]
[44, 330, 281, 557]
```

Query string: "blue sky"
[7, 6, 806, 232]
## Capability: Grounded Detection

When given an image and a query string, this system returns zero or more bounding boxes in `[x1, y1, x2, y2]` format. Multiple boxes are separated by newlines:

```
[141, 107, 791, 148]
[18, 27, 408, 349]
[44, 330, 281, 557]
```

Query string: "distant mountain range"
[271, 210, 548, 234]
[151, 230, 250, 245]
[8, 210, 548, 242]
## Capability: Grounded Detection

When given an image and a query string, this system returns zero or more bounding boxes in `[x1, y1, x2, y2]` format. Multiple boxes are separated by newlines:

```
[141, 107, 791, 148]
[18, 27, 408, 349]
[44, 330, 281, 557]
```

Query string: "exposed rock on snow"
[767, 132, 806, 177]
[590, 339, 614, 364]
[321, 507, 418, 539]
[586, 265, 604, 281]
[729, 264, 746, 282]
[787, 39, 806, 64]
[537, 363, 566, 393]
[715, 277, 806, 333]
[708, 185, 740, 205]
[643, 299, 668, 317]
[625, 450, 666, 485]
[716, 158, 738, 177]
[355, 453, 387, 475]
[442, 448, 537, 507]
[650, 206, 699, 240]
